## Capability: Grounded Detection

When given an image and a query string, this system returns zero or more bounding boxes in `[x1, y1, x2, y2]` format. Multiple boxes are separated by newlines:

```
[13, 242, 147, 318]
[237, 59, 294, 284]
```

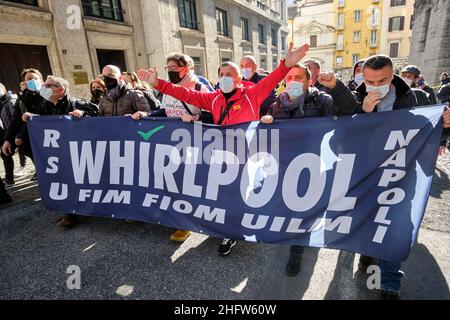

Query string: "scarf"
[178, 70, 198, 89]
[280, 91, 307, 115]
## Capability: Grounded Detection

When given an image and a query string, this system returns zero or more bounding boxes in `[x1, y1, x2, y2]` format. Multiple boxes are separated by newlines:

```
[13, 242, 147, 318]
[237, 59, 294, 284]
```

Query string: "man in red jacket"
[136, 42, 309, 256]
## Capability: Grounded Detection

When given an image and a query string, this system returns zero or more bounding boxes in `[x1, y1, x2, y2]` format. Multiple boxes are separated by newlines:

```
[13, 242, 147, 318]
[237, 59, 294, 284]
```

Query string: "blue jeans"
[379, 259, 404, 293]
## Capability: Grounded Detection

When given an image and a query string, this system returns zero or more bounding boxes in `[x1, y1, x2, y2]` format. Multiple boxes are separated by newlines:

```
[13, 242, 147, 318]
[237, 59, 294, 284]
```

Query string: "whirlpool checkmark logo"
[137, 125, 165, 141]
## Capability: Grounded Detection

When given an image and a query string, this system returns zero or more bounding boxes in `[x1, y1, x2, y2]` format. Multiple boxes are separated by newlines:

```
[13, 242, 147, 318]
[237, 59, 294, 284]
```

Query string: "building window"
[258, 24, 265, 44]
[216, 8, 229, 37]
[82, 0, 124, 22]
[410, 14, 414, 30]
[355, 10, 362, 22]
[3, 0, 38, 6]
[309, 35, 317, 47]
[281, 36, 286, 50]
[352, 54, 360, 66]
[241, 18, 249, 41]
[336, 56, 343, 65]
[271, 28, 278, 47]
[178, 0, 198, 30]
[337, 13, 344, 29]
[353, 31, 361, 43]
[337, 0, 345, 8]
[336, 34, 344, 50]
[192, 57, 203, 76]
[370, 7, 380, 28]
[390, 0, 406, 7]
[272, 56, 278, 70]
[260, 55, 267, 70]
[370, 30, 378, 47]
[389, 43, 399, 58]
[389, 16, 405, 32]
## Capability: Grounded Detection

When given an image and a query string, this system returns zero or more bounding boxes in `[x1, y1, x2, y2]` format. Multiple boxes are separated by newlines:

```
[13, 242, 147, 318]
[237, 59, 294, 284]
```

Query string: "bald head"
[102, 65, 121, 80]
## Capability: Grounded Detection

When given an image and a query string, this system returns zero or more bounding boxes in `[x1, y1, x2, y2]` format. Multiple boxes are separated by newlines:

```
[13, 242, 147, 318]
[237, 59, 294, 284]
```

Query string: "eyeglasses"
[43, 84, 58, 88]
[164, 65, 185, 72]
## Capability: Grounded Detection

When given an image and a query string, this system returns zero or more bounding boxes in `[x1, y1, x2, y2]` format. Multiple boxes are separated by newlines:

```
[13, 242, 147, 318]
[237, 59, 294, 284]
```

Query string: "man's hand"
[20, 81, 27, 92]
[260, 115, 274, 125]
[22, 112, 34, 123]
[181, 114, 200, 123]
[362, 91, 381, 113]
[284, 43, 310, 68]
[2, 141, 12, 156]
[69, 109, 85, 118]
[318, 72, 337, 89]
[443, 107, 450, 128]
[137, 67, 159, 88]
[131, 111, 149, 120]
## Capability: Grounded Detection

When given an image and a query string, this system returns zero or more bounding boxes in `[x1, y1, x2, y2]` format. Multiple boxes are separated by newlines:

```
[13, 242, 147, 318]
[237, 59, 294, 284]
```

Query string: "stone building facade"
[288, 0, 336, 71]
[409, 0, 450, 86]
[0, 0, 289, 99]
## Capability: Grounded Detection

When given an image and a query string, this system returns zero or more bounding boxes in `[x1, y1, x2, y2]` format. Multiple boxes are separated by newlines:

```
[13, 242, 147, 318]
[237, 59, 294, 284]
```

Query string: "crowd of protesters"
[1, 41, 450, 300]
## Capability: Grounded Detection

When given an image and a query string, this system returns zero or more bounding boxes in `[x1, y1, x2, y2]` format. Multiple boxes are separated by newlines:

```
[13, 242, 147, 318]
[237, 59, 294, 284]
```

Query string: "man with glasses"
[18, 75, 99, 230]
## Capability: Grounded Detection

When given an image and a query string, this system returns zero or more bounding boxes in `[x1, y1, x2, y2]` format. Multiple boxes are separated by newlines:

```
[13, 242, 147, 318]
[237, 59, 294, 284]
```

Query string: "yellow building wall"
[334, 0, 383, 71]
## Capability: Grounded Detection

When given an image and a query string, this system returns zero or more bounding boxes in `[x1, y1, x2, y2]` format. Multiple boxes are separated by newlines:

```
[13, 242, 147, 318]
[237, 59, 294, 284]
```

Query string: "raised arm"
[138, 68, 215, 112]
[247, 43, 310, 108]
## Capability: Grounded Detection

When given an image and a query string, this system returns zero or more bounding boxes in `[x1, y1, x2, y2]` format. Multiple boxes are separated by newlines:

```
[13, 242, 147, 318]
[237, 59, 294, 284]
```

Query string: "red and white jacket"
[155, 60, 289, 125]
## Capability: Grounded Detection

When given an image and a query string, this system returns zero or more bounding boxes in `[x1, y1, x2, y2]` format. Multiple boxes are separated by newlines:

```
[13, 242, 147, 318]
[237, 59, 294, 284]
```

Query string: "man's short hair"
[363, 55, 394, 71]
[290, 63, 311, 81]
[304, 59, 321, 70]
[47, 75, 70, 93]
[241, 55, 257, 66]
[21, 68, 43, 81]
[166, 52, 190, 68]
[220, 61, 241, 77]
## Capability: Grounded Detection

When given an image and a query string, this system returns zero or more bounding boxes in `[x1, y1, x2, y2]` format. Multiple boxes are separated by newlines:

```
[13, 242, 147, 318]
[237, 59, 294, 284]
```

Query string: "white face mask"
[241, 68, 254, 81]
[366, 84, 391, 99]
[285, 81, 305, 100]
[39, 86, 54, 101]
[401, 77, 413, 87]
[219, 76, 235, 94]
[354, 73, 364, 86]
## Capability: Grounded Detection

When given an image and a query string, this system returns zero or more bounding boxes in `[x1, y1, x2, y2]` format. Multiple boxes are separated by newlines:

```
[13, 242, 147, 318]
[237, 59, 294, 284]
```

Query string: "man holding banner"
[137, 43, 310, 256]
[323, 54, 445, 300]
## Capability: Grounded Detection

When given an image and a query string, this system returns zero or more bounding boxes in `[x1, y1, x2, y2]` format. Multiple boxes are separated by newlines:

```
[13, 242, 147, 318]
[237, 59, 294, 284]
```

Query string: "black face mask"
[103, 76, 118, 90]
[92, 89, 104, 100]
[168, 71, 182, 84]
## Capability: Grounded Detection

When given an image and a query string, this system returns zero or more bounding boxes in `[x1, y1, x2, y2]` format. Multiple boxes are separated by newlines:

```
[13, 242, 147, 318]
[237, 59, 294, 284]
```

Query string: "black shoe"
[285, 255, 302, 277]
[380, 290, 400, 300]
[218, 239, 236, 256]
[358, 255, 376, 273]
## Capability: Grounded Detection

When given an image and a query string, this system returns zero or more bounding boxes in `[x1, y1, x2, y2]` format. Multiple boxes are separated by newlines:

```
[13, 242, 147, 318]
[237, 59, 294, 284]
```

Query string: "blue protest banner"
[28, 105, 444, 262]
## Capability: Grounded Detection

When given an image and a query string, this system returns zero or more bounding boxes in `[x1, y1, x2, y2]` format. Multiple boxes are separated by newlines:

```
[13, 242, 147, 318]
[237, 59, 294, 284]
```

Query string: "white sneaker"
[15, 167, 27, 177]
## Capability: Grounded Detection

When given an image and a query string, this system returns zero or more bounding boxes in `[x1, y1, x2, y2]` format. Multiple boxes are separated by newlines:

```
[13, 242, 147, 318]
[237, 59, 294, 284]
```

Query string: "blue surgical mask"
[285, 81, 304, 100]
[366, 84, 390, 99]
[27, 79, 42, 92]
[219, 76, 235, 93]
[241, 68, 254, 81]
[354, 73, 364, 86]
